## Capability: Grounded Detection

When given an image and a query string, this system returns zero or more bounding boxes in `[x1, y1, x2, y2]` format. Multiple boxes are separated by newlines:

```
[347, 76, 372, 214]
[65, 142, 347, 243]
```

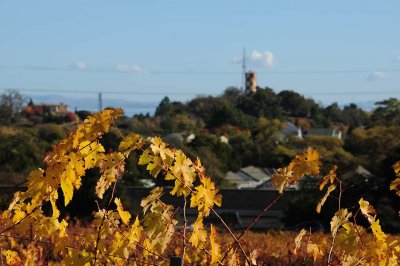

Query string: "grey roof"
[306, 128, 335, 136]
[240, 166, 270, 181]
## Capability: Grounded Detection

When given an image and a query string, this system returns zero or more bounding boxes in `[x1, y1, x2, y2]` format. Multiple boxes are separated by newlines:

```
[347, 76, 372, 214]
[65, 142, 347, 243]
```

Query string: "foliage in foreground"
[0, 108, 399, 265]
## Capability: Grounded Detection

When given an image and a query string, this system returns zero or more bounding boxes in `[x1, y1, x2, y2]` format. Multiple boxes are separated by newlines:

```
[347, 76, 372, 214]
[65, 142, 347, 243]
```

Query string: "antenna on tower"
[242, 48, 246, 93]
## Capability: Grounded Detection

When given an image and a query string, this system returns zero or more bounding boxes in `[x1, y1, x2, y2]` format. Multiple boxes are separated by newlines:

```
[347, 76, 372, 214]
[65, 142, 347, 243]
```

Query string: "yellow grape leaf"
[189, 216, 207, 248]
[61, 173, 74, 206]
[115, 198, 131, 225]
[393, 160, 400, 176]
[331, 209, 352, 236]
[2, 250, 21, 266]
[294, 228, 307, 254]
[190, 177, 222, 216]
[194, 158, 206, 178]
[138, 150, 152, 165]
[319, 165, 337, 191]
[128, 216, 143, 247]
[96, 152, 125, 199]
[118, 133, 145, 157]
[271, 166, 293, 193]
[68, 152, 86, 178]
[50, 190, 60, 218]
[390, 178, 400, 196]
[146, 156, 163, 178]
[359, 198, 376, 224]
[73, 108, 123, 148]
[371, 219, 386, 242]
[110, 231, 129, 259]
[307, 243, 323, 262]
[141, 187, 163, 214]
[64, 249, 92, 266]
[169, 150, 196, 196]
[210, 224, 221, 265]
[27, 168, 46, 192]
[58, 152, 87, 205]
[150, 137, 174, 164]
[79, 141, 105, 169]
[290, 148, 321, 179]
[316, 184, 336, 213]
[336, 222, 364, 254]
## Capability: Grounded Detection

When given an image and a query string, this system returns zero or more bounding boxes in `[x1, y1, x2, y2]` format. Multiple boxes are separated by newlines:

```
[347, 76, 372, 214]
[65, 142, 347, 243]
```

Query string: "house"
[24, 103, 69, 116]
[304, 128, 342, 139]
[225, 165, 299, 190]
[281, 121, 302, 139]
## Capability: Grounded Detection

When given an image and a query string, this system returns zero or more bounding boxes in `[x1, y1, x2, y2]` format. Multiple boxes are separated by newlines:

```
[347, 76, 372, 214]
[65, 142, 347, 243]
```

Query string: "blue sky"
[1, 1, 399, 113]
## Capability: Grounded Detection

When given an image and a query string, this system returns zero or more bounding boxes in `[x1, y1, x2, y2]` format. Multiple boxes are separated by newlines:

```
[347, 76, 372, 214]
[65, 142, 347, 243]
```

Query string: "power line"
[1, 65, 400, 75]
[0, 87, 398, 97]
[0, 87, 203, 96]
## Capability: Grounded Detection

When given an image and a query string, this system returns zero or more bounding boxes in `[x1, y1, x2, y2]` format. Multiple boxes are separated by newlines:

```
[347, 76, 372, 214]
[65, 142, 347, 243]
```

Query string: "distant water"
[29, 94, 159, 117]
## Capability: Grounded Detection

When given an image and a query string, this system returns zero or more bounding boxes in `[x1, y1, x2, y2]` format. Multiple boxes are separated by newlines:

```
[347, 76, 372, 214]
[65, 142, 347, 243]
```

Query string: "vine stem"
[220, 181, 294, 263]
[182, 196, 187, 262]
[328, 176, 345, 265]
[93, 179, 119, 265]
[0, 192, 51, 236]
[104, 211, 169, 262]
[138, 145, 251, 264]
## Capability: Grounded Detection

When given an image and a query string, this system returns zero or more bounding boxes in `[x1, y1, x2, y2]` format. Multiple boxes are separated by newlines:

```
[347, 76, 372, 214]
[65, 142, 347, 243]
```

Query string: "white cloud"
[232, 50, 277, 68]
[367, 71, 386, 81]
[74, 60, 87, 70]
[116, 64, 144, 73]
[394, 56, 400, 63]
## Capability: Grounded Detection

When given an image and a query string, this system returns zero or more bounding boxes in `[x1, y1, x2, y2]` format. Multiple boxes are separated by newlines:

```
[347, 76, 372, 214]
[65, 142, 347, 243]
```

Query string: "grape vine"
[0, 108, 399, 265]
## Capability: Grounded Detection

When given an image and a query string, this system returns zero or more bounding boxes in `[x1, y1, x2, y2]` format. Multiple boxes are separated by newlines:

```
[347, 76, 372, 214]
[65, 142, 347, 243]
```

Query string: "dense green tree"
[371, 98, 400, 126]
[278, 90, 311, 117]
[237, 87, 282, 118]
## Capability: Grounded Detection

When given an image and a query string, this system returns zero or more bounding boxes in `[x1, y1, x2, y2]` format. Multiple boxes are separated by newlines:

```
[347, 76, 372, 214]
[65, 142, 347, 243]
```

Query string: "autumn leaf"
[359, 198, 376, 224]
[371, 219, 386, 242]
[2, 250, 21, 266]
[319, 165, 337, 191]
[290, 148, 321, 179]
[128, 217, 143, 247]
[61, 173, 74, 206]
[115, 198, 131, 225]
[271, 166, 293, 193]
[307, 243, 323, 262]
[331, 209, 352, 236]
[118, 133, 145, 157]
[190, 177, 222, 216]
[316, 184, 336, 213]
[393, 160, 400, 176]
[141, 187, 163, 214]
[294, 229, 307, 254]
[210, 224, 221, 265]
[150, 137, 174, 164]
[189, 216, 207, 248]
[79, 141, 105, 169]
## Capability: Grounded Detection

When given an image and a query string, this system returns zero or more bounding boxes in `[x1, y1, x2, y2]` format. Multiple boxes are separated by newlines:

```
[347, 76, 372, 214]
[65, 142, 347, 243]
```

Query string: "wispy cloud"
[367, 71, 386, 81]
[232, 50, 277, 68]
[74, 60, 88, 70]
[115, 64, 145, 73]
[394, 56, 400, 63]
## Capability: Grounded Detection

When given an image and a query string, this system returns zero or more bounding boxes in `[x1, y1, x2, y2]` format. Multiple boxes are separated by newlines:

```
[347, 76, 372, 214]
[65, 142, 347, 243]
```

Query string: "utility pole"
[242, 48, 246, 93]
[98, 92, 103, 111]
